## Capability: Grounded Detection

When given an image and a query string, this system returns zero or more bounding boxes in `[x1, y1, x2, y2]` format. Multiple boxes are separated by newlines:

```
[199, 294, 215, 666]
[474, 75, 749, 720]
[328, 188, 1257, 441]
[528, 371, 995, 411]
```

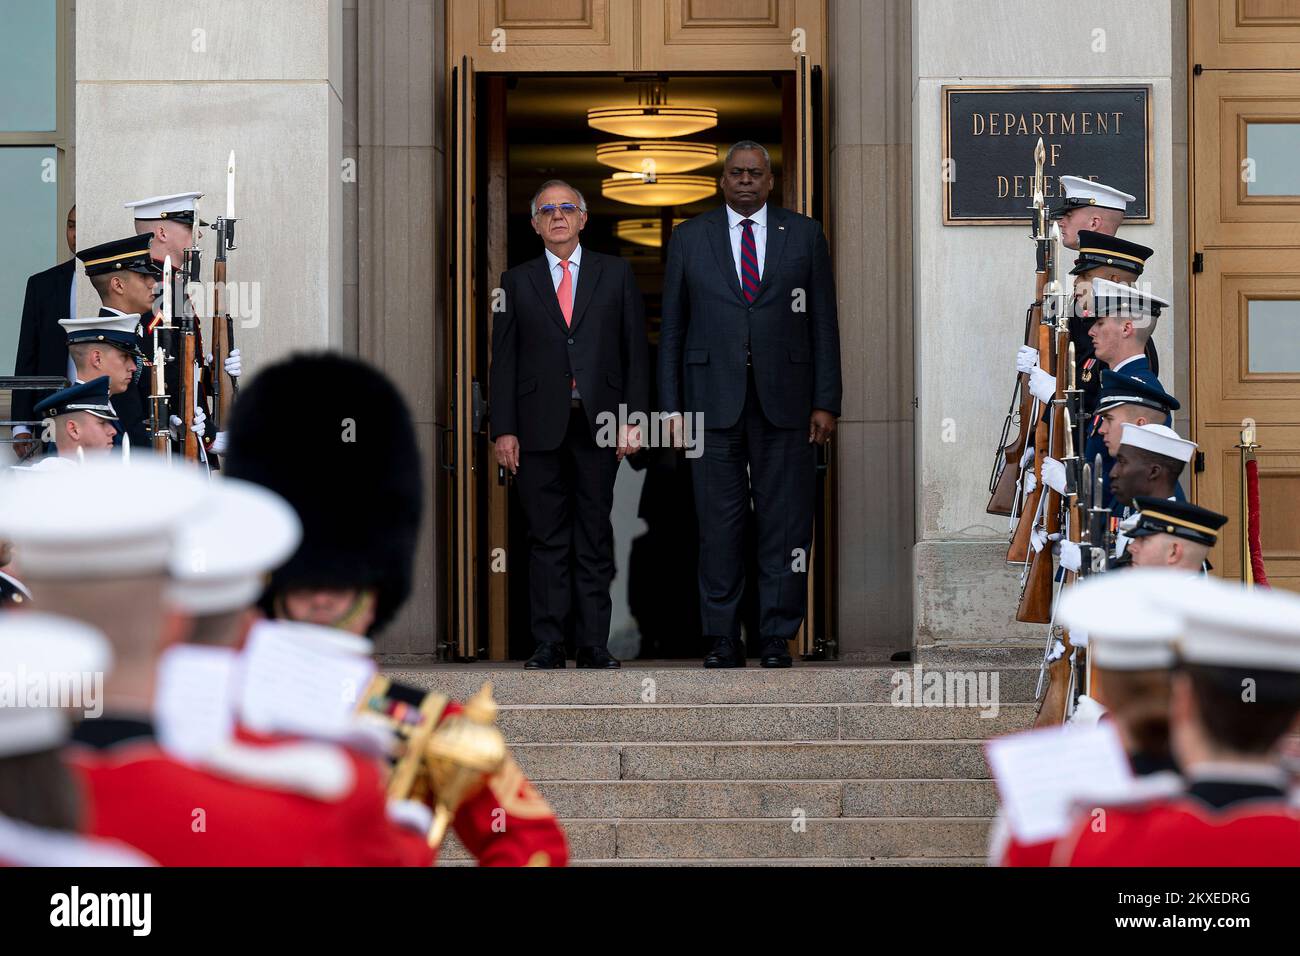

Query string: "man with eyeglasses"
[489, 180, 649, 670]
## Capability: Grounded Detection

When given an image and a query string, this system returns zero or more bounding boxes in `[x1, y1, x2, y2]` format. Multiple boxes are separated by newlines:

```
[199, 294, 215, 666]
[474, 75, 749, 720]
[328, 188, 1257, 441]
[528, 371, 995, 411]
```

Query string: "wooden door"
[1191, 0, 1300, 591]
[448, 0, 824, 72]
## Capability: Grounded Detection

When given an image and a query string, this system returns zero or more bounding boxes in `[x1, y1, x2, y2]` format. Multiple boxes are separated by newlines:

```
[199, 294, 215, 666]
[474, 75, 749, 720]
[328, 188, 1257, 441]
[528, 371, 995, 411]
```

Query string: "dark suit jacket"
[12, 259, 74, 425]
[490, 247, 649, 453]
[659, 205, 841, 430]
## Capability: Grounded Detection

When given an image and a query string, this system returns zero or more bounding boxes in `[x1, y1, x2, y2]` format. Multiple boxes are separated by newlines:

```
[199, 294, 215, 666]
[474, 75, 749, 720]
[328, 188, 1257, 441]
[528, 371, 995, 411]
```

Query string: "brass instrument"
[355, 677, 506, 849]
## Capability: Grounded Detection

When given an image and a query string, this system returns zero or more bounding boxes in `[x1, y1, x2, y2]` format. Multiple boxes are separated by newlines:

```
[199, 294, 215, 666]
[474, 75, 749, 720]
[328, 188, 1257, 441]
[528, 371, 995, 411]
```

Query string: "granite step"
[536, 778, 998, 819]
[513, 741, 994, 781]
[496, 702, 1033, 744]
[386, 664, 1039, 706]
[441, 817, 992, 861]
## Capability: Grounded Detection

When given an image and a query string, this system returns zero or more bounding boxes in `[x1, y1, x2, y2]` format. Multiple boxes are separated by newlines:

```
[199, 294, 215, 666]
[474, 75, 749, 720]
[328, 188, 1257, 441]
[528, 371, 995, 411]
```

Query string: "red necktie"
[557, 260, 574, 326]
[739, 220, 760, 301]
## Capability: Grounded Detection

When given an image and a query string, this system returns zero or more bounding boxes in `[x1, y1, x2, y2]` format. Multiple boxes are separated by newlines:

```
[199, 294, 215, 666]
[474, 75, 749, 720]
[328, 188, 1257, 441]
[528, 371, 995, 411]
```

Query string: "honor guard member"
[57, 313, 148, 452]
[0, 458, 435, 866]
[998, 571, 1184, 867]
[29, 377, 119, 466]
[1022, 242, 1163, 498]
[1051, 175, 1136, 251]
[126, 192, 240, 459]
[0, 539, 31, 609]
[1086, 368, 1182, 514]
[1056, 574, 1300, 866]
[0, 614, 155, 865]
[74, 234, 161, 448]
[223, 352, 569, 866]
[1087, 278, 1173, 509]
[1122, 497, 1227, 573]
[1110, 423, 1195, 559]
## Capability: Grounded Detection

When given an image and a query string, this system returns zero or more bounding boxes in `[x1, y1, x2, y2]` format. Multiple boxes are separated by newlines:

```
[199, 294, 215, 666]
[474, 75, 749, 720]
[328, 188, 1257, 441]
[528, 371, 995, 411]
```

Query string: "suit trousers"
[514, 405, 619, 648]
[691, 368, 814, 643]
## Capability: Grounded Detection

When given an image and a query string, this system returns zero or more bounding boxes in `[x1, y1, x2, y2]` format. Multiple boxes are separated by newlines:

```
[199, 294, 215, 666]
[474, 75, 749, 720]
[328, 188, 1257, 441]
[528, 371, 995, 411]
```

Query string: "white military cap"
[1119, 423, 1196, 463]
[1148, 575, 1300, 672]
[123, 191, 207, 226]
[1054, 175, 1136, 214]
[0, 458, 209, 578]
[167, 477, 302, 615]
[1090, 277, 1170, 320]
[59, 314, 146, 355]
[0, 613, 112, 758]
[1058, 569, 1184, 670]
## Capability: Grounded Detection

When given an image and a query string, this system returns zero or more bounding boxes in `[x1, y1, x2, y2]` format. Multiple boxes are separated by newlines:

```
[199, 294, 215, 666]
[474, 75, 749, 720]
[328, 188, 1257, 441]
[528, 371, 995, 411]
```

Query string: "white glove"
[169, 415, 182, 440]
[1015, 345, 1039, 374]
[191, 405, 207, 436]
[1068, 694, 1106, 727]
[210, 431, 228, 456]
[1022, 470, 1037, 496]
[1057, 539, 1081, 573]
[1030, 526, 1047, 553]
[224, 348, 241, 379]
[1018, 445, 1034, 470]
[1029, 366, 1056, 404]
[1041, 456, 1067, 495]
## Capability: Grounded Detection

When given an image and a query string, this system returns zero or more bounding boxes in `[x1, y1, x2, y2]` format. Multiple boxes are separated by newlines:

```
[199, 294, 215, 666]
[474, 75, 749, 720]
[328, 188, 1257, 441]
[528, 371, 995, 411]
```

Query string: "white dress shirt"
[543, 243, 582, 293]
[1110, 354, 1141, 374]
[726, 203, 767, 286]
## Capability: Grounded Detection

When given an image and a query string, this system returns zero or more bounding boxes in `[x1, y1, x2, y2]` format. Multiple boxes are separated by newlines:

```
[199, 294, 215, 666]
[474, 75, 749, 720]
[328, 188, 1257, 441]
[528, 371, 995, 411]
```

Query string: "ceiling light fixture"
[596, 141, 717, 174]
[601, 173, 716, 207]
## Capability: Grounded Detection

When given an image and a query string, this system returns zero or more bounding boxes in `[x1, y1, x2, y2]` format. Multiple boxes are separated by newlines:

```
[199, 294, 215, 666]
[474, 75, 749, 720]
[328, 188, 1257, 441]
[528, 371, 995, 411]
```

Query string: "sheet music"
[155, 644, 239, 762]
[986, 722, 1135, 844]
[238, 623, 377, 739]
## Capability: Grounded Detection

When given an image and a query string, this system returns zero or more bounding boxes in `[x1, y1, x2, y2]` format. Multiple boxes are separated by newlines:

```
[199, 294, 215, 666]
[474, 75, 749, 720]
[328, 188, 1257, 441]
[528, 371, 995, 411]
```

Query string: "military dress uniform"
[0, 613, 154, 866]
[222, 352, 570, 865]
[1052, 575, 1300, 866]
[997, 572, 1185, 867]
[1111, 423, 1196, 561]
[126, 192, 239, 461]
[1067, 229, 1157, 420]
[1087, 369, 1182, 516]
[0, 457, 436, 867]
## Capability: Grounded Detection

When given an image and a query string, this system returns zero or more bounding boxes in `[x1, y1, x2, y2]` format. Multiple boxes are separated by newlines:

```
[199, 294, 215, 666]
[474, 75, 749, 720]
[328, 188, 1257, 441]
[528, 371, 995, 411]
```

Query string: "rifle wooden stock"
[1033, 655, 1072, 728]
[1016, 543, 1054, 623]
[180, 326, 200, 461]
[987, 451, 1021, 515]
[1008, 316, 1054, 563]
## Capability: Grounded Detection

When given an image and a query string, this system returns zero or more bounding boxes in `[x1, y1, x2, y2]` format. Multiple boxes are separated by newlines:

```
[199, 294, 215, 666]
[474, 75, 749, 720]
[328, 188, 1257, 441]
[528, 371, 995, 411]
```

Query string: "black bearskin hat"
[223, 352, 423, 635]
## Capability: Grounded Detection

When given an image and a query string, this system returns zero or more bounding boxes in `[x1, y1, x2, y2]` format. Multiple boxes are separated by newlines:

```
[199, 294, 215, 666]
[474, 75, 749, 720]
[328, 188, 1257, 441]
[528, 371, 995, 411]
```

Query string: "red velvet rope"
[1246, 458, 1270, 588]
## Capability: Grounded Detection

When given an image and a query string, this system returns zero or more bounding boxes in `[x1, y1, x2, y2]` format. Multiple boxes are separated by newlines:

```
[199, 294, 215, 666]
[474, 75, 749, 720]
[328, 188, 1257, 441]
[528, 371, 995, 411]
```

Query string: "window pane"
[1246, 123, 1300, 196]
[0, 147, 60, 376]
[1248, 299, 1300, 373]
[0, 0, 57, 132]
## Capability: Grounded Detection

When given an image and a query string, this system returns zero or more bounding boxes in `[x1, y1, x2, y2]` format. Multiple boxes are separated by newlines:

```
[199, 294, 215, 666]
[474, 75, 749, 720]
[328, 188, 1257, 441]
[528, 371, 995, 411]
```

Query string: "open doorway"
[456, 70, 828, 661]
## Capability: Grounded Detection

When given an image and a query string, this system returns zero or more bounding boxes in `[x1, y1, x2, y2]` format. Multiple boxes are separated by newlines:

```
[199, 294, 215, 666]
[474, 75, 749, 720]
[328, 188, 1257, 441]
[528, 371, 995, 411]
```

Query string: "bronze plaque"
[942, 85, 1152, 225]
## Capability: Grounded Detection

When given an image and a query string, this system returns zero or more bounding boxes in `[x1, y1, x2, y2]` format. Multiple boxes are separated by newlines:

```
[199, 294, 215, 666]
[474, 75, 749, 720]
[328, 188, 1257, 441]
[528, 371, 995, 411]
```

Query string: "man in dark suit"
[659, 141, 842, 668]
[490, 180, 649, 670]
[11, 205, 77, 461]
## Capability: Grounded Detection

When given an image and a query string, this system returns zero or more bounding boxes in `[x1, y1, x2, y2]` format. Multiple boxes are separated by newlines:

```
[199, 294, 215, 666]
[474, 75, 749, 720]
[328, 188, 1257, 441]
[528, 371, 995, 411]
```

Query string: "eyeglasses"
[537, 203, 580, 217]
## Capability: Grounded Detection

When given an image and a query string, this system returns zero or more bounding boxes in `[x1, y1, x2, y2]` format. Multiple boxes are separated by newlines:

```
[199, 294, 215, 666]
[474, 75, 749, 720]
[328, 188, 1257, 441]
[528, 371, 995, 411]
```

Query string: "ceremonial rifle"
[176, 244, 201, 462]
[151, 258, 175, 456]
[988, 138, 1052, 517]
[1015, 276, 1067, 622]
[210, 150, 239, 431]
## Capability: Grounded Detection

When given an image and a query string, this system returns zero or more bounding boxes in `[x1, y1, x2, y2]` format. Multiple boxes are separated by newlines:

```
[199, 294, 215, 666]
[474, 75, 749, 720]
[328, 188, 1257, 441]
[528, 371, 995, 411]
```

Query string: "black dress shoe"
[703, 636, 745, 669]
[759, 639, 793, 669]
[524, 642, 566, 670]
[576, 646, 621, 669]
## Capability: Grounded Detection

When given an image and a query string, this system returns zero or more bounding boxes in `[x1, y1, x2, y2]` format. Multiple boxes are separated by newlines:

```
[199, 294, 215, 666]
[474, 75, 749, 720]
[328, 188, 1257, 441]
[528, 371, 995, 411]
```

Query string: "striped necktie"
[739, 219, 759, 302]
